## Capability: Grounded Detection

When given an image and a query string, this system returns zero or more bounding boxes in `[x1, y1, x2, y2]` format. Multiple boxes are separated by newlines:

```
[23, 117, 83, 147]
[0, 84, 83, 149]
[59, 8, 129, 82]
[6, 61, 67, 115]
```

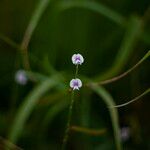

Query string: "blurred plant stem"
[62, 64, 80, 149]
[20, 0, 52, 70]
[80, 89, 91, 127]
[87, 50, 150, 86]
[90, 84, 122, 150]
[95, 16, 143, 81]
[78, 89, 92, 149]
[71, 126, 106, 136]
[0, 1, 149, 148]
[0, 34, 20, 50]
[42, 97, 69, 129]
[21, 0, 52, 49]
[8, 74, 62, 143]
[75, 65, 79, 78]
[0, 136, 23, 150]
[111, 88, 150, 108]
[38, 93, 69, 143]
[0, 1, 149, 72]
[57, 1, 126, 26]
[62, 91, 74, 150]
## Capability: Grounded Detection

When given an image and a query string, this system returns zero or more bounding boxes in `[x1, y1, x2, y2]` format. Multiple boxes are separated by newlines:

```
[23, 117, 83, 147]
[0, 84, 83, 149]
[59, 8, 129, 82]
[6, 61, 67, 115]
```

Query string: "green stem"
[0, 34, 21, 51]
[71, 126, 106, 136]
[0, 136, 22, 150]
[75, 65, 79, 78]
[90, 84, 122, 150]
[111, 88, 150, 108]
[57, 1, 126, 26]
[95, 16, 143, 81]
[21, 0, 52, 70]
[93, 50, 150, 85]
[62, 64, 79, 149]
[8, 75, 61, 143]
[62, 91, 75, 150]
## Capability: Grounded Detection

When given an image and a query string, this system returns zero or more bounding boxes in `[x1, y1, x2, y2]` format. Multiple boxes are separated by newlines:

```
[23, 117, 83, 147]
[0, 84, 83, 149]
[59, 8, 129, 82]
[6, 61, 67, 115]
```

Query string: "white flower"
[15, 70, 27, 85]
[70, 78, 82, 90]
[72, 54, 84, 65]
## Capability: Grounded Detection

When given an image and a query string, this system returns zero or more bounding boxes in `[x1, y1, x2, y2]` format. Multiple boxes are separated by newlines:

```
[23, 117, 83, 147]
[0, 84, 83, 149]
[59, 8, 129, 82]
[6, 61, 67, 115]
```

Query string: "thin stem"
[0, 136, 23, 150]
[20, 48, 30, 70]
[0, 33, 30, 70]
[95, 16, 143, 81]
[75, 65, 79, 78]
[8, 75, 61, 143]
[71, 126, 106, 136]
[110, 88, 150, 108]
[58, 1, 126, 26]
[20, 0, 52, 70]
[0, 34, 21, 51]
[85, 50, 150, 86]
[62, 91, 74, 150]
[90, 84, 122, 150]
[62, 64, 79, 149]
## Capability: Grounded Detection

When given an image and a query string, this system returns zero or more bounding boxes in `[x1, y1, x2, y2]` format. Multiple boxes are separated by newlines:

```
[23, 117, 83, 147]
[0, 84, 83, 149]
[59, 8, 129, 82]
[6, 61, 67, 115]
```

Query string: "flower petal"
[71, 53, 84, 65]
[76, 78, 82, 87]
[69, 78, 82, 90]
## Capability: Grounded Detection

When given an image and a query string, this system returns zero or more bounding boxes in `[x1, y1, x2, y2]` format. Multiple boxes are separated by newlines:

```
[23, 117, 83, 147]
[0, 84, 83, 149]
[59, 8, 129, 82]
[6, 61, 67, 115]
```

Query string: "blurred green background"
[0, 0, 150, 149]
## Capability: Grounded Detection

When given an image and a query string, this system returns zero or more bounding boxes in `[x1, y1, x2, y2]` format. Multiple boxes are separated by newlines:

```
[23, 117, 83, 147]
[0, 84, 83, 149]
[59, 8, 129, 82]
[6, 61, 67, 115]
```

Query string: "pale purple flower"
[72, 54, 84, 65]
[70, 78, 82, 90]
[120, 127, 130, 142]
[15, 70, 27, 85]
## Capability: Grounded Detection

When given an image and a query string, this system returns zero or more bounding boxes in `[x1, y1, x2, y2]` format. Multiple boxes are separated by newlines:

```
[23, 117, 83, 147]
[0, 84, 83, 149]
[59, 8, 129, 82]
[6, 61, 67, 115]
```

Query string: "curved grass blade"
[43, 98, 69, 128]
[21, 0, 52, 69]
[0, 136, 23, 150]
[92, 50, 150, 85]
[111, 88, 150, 108]
[8, 74, 62, 143]
[71, 126, 106, 136]
[90, 84, 122, 150]
[0, 34, 20, 51]
[57, 1, 125, 26]
[21, 0, 52, 49]
[95, 16, 143, 81]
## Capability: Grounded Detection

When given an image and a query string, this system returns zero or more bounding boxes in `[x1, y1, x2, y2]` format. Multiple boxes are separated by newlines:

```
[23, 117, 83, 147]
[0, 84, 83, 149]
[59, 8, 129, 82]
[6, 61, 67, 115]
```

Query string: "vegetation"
[0, 0, 150, 149]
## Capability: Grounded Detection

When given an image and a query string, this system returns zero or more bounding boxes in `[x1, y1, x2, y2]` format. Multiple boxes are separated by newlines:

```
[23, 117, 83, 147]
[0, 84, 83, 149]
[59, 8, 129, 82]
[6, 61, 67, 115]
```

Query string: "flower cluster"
[70, 53, 84, 90]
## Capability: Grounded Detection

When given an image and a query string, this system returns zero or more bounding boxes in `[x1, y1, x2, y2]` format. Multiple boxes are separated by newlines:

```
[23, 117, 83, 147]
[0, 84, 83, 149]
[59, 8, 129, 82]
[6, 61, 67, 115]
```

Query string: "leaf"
[0, 136, 23, 150]
[43, 98, 69, 128]
[57, 1, 125, 26]
[111, 88, 150, 108]
[89, 50, 150, 85]
[95, 16, 143, 81]
[90, 84, 122, 150]
[8, 74, 63, 143]
[21, 0, 52, 49]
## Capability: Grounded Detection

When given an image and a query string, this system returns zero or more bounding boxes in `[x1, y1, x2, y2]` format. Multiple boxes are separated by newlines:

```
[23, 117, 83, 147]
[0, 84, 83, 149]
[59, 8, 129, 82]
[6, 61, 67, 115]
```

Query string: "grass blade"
[21, 0, 52, 69]
[57, 1, 125, 26]
[92, 50, 150, 85]
[71, 126, 106, 136]
[0, 34, 20, 51]
[90, 84, 122, 150]
[111, 88, 150, 108]
[43, 99, 69, 128]
[96, 16, 143, 81]
[21, 0, 52, 49]
[8, 75, 62, 143]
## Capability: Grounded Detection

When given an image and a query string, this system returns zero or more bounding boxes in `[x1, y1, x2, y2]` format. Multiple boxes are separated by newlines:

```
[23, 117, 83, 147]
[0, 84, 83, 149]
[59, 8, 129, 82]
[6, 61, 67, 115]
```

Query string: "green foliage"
[0, 0, 149, 149]
[8, 74, 64, 143]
